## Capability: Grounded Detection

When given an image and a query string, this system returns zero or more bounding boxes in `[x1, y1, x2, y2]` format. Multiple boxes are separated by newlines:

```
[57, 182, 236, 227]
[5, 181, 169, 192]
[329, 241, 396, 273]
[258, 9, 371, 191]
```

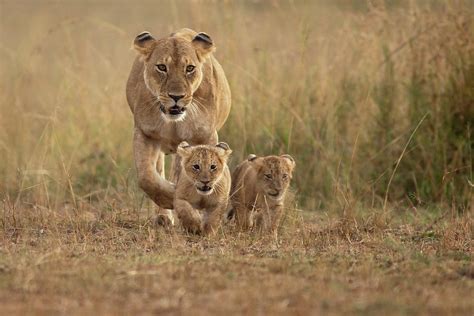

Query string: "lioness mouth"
[268, 192, 280, 197]
[160, 104, 186, 116]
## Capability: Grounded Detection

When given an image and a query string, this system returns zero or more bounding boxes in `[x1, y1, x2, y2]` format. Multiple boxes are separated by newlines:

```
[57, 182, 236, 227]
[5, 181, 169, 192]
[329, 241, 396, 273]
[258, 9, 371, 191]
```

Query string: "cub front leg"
[134, 128, 175, 209]
[270, 205, 284, 237]
[235, 205, 253, 230]
[203, 203, 226, 235]
[175, 198, 203, 234]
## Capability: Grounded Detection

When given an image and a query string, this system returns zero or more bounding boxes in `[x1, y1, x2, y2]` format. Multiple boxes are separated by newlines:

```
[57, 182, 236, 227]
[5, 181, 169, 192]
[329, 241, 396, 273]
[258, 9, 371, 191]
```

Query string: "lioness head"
[133, 30, 215, 121]
[177, 141, 232, 195]
[248, 154, 295, 201]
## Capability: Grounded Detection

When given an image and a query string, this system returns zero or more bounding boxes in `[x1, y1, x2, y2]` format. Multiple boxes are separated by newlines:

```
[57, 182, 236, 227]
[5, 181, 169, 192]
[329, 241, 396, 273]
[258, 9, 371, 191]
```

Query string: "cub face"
[133, 31, 215, 122]
[177, 142, 232, 195]
[248, 154, 296, 201]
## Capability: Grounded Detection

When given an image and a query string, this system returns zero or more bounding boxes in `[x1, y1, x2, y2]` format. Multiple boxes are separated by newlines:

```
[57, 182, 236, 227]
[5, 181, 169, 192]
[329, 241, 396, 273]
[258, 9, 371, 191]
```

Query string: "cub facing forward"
[175, 141, 232, 235]
[229, 154, 295, 233]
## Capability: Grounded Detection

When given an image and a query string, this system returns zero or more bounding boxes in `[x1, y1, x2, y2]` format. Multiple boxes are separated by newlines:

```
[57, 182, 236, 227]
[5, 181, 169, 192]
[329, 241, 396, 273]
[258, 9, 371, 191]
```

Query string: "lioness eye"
[264, 174, 272, 180]
[192, 164, 200, 171]
[156, 64, 167, 72]
[210, 164, 217, 170]
[186, 65, 195, 73]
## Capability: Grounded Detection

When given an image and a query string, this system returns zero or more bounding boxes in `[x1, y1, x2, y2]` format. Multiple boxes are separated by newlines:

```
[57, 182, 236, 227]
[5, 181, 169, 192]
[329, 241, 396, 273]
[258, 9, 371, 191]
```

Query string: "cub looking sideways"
[174, 141, 232, 235]
[229, 154, 296, 234]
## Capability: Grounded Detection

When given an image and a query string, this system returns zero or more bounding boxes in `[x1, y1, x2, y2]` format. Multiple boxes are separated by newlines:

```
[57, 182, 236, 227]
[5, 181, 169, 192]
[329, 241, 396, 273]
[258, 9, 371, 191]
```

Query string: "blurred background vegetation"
[0, 0, 472, 213]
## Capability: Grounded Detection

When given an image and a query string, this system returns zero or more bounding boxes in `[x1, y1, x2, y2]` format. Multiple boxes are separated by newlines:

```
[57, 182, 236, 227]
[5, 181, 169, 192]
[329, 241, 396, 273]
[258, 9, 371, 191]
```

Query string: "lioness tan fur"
[174, 141, 231, 235]
[126, 28, 231, 210]
[229, 154, 295, 234]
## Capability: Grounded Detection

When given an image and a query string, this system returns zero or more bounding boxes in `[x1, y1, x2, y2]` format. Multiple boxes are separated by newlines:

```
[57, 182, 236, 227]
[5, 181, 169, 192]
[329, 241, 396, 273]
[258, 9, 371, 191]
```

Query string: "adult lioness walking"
[126, 28, 231, 209]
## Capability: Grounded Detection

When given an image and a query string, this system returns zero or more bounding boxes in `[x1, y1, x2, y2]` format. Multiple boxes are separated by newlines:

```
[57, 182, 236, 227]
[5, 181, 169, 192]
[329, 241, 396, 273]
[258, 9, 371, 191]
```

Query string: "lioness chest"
[138, 112, 215, 154]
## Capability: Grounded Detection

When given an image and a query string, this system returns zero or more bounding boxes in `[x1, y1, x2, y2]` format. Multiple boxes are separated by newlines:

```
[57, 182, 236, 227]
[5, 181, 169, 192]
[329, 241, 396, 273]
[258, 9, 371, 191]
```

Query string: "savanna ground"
[0, 0, 473, 315]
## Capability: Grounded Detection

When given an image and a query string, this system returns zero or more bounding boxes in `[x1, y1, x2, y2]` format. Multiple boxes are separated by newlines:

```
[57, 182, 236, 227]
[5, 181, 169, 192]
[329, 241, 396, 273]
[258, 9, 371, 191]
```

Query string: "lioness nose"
[169, 94, 185, 102]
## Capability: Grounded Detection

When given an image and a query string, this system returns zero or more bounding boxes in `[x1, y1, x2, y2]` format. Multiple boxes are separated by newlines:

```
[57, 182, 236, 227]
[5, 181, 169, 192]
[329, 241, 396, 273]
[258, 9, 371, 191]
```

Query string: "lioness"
[229, 154, 295, 234]
[126, 28, 231, 209]
[174, 141, 232, 235]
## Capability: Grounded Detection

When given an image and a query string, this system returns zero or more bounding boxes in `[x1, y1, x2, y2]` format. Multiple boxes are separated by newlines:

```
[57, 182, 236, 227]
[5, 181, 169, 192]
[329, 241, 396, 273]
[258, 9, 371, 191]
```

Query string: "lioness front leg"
[134, 128, 175, 209]
[169, 154, 181, 184]
[175, 198, 203, 234]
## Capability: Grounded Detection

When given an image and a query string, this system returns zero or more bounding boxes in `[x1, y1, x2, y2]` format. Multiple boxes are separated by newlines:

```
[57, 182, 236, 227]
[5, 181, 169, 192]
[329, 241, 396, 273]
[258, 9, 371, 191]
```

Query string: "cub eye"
[264, 174, 272, 180]
[282, 174, 289, 180]
[186, 65, 195, 73]
[192, 164, 200, 171]
[210, 164, 217, 171]
[156, 64, 167, 72]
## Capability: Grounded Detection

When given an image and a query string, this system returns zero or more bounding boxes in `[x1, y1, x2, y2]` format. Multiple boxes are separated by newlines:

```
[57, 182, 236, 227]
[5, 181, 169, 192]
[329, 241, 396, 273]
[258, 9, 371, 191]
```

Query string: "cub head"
[177, 141, 232, 195]
[133, 30, 215, 122]
[248, 154, 296, 201]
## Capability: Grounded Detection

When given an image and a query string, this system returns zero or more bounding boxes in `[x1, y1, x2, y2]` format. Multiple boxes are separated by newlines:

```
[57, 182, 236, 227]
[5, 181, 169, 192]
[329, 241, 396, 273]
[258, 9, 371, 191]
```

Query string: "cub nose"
[168, 94, 185, 102]
[201, 180, 210, 185]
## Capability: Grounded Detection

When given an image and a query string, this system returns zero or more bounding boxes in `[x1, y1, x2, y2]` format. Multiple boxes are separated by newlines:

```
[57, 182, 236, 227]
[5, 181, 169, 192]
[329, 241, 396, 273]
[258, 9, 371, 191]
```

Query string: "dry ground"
[1, 203, 472, 315]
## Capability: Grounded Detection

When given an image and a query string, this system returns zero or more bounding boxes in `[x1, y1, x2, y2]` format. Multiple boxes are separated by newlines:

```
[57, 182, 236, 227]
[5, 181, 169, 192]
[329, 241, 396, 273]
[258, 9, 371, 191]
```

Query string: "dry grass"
[1, 0, 472, 210]
[0, 0, 473, 314]
[1, 200, 473, 315]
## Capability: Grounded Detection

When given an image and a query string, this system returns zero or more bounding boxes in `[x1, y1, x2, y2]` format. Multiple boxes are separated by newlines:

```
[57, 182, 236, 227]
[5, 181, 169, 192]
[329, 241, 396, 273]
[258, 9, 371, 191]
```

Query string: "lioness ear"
[247, 154, 258, 162]
[177, 141, 191, 157]
[192, 32, 215, 61]
[133, 31, 156, 57]
[281, 154, 296, 168]
[216, 142, 232, 157]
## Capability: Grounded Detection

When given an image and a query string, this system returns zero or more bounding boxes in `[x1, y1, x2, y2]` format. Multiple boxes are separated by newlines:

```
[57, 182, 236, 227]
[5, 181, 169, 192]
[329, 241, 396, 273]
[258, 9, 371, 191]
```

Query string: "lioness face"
[252, 155, 295, 201]
[177, 142, 232, 195]
[134, 32, 215, 122]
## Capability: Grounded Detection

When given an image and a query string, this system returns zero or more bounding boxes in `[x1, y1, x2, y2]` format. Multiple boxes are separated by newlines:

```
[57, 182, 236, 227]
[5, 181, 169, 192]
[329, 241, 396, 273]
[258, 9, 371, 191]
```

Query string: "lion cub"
[175, 141, 232, 235]
[229, 154, 295, 234]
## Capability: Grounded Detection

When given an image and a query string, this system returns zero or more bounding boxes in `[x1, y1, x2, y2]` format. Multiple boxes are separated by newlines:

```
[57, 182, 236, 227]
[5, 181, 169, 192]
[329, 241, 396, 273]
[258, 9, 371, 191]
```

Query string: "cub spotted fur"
[175, 141, 232, 235]
[229, 154, 295, 234]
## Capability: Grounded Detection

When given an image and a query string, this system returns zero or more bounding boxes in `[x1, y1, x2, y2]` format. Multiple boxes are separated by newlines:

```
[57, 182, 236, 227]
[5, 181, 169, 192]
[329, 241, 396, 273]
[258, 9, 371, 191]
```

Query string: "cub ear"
[216, 142, 232, 157]
[177, 141, 191, 157]
[281, 154, 296, 167]
[192, 32, 215, 61]
[133, 31, 156, 57]
[247, 154, 258, 162]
